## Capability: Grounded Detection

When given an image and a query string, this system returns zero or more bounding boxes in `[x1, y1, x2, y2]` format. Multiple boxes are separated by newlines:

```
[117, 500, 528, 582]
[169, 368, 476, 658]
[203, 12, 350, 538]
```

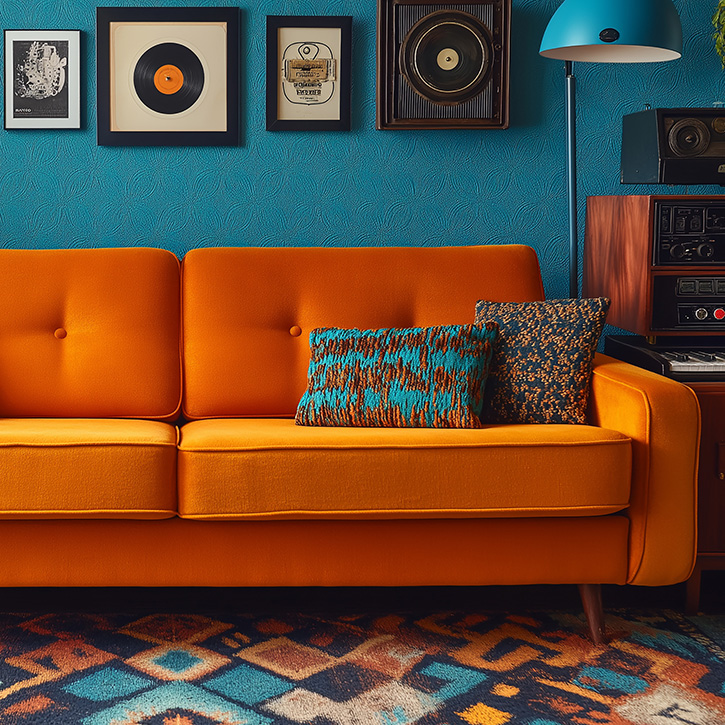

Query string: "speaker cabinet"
[621, 108, 725, 185]
[376, 0, 510, 130]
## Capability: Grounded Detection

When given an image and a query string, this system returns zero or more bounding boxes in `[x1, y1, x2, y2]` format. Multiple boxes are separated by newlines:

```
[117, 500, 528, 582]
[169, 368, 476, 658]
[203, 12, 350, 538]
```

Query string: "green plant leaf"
[714, 0, 725, 69]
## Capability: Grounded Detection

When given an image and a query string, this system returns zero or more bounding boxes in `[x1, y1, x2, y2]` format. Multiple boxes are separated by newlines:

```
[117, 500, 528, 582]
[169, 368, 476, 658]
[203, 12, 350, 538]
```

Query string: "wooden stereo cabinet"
[584, 194, 725, 337]
[584, 195, 725, 612]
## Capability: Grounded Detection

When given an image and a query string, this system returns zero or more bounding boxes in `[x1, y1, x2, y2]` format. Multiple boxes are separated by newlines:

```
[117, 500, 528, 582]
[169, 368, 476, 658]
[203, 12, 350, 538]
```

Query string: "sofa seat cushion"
[0, 419, 178, 519]
[177, 419, 631, 520]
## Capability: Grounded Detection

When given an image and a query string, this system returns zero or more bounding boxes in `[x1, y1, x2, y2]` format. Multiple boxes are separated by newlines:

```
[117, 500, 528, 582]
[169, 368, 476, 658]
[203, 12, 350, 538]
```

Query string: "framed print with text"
[96, 6, 239, 146]
[266, 15, 351, 131]
[4, 30, 81, 129]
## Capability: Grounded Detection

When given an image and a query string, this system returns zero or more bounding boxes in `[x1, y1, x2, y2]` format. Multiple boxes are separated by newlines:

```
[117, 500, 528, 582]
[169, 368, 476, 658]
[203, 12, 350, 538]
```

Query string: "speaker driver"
[668, 118, 711, 158]
[399, 10, 492, 105]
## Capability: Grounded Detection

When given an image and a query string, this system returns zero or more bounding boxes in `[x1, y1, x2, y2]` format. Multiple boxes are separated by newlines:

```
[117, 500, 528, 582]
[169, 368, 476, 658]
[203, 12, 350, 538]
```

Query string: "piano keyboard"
[660, 350, 725, 374]
[605, 335, 725, 381]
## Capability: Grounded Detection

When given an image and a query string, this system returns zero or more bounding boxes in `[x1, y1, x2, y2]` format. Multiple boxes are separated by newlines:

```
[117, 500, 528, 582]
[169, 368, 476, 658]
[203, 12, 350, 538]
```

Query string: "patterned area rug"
[0, 608, 724, 724]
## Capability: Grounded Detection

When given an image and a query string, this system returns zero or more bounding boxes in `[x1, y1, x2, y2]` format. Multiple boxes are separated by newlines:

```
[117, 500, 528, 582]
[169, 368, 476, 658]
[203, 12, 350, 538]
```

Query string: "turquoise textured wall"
[0, 0, 722, 297]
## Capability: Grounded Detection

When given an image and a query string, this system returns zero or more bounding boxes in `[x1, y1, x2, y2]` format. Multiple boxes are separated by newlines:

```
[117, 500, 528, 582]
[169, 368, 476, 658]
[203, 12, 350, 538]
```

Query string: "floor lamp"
[539, 0, 683, 298]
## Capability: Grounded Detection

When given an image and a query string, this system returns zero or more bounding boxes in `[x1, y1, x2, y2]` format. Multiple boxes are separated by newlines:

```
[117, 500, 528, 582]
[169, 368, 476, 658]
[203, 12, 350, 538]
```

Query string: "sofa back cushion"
[0, 248, 181, 419]
[182, 245, 545, 419]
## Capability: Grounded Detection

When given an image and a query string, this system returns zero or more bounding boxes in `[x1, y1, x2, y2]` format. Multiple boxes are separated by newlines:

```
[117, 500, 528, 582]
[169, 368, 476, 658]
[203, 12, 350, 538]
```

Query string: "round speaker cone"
[134, 42, 204, 114]
[399, 10, 492, 105]
[668, 118, 710, 158]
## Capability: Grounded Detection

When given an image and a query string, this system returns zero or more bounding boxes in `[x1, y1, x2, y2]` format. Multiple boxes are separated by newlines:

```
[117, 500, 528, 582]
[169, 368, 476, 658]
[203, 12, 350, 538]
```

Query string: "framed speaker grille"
[377, 0, 510, 130]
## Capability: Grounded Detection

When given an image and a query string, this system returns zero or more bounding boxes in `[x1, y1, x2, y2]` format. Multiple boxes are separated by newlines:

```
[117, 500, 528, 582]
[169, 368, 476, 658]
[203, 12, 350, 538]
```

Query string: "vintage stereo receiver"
[650, 275, 725, 330]
[584, 195, 725, 337]
[655, 201, 725, 264]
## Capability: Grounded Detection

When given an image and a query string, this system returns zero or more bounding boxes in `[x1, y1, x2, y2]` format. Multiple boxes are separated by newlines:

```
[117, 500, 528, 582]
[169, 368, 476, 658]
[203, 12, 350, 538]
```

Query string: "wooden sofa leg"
[578, 584, 607, 645]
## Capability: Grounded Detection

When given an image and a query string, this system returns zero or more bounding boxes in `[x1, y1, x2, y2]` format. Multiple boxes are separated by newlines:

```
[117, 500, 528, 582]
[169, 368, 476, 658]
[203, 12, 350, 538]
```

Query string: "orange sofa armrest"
[587, 352, 700, 585]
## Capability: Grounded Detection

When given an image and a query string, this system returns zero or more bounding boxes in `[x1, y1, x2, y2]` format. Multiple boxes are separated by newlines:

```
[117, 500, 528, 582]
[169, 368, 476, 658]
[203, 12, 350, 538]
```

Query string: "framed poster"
[96, 6, 239, 146]
[266, 16, 351, 131]
[4, 30, 81, 129]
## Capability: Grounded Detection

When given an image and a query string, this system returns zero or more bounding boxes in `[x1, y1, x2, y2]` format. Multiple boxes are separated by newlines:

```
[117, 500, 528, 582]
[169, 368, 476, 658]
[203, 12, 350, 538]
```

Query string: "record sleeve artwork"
[15, 40, 68, 112]
[4, 29, 80, 130]
[96, 8, 239, 146]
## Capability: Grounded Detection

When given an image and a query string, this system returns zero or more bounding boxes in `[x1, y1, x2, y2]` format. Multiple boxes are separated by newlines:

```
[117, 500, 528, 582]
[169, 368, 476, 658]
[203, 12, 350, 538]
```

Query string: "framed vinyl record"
[96, 6, 239, 146]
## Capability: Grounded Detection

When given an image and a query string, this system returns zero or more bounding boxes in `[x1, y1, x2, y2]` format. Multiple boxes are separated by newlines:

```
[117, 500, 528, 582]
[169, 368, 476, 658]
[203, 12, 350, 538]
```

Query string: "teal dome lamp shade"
[539, 0, 682, 297]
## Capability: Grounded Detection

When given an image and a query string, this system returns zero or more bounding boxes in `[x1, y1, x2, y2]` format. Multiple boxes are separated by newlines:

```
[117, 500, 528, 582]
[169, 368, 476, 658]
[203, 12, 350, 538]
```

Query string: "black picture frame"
[266, 15, 351, 131]
[4, 29, 81, 130]
[96, 6, 239, 146]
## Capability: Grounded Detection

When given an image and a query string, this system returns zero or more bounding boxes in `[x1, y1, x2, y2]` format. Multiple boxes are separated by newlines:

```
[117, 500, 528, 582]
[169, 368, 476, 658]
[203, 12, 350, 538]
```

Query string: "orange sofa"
[0, 245, 699, 641]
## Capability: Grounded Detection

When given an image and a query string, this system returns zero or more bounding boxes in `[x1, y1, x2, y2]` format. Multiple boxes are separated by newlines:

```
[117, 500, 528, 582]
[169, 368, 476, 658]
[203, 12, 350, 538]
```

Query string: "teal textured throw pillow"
[474, 298, 609, 424]
[295, 323, 499, 428]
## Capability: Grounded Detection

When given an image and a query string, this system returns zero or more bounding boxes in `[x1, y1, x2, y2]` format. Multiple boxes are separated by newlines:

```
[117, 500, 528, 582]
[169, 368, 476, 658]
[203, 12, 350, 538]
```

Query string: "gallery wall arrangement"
[0, 0, 722, 298]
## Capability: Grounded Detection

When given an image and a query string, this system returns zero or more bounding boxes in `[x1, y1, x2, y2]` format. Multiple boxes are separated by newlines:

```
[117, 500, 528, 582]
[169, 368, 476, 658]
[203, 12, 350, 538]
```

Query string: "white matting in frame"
[266, 15, 351, 132]
[109, 21, 227, 133]
[4, 29, 81, 129]
[277, 26, 342, 122]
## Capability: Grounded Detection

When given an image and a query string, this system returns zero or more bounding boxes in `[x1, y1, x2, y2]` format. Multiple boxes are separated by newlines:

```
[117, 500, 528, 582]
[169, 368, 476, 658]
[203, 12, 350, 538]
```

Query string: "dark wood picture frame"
[96, 6, 240, 146]
[266, 15, 352, 132]
[376, 0, 510, 130]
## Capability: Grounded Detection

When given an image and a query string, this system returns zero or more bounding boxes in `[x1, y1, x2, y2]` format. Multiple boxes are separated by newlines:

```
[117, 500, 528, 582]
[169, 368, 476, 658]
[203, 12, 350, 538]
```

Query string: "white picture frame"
[4, 29, 81, 129]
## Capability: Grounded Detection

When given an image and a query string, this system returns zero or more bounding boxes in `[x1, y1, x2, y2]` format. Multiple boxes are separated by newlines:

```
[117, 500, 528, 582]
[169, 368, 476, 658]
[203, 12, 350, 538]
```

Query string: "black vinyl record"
[399, 10, 492, 105]
[133, 42, 205, 114]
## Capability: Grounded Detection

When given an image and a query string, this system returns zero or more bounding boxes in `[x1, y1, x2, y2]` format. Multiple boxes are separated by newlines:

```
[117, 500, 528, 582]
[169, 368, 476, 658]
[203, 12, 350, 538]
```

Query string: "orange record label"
[153, 64, 184, 95]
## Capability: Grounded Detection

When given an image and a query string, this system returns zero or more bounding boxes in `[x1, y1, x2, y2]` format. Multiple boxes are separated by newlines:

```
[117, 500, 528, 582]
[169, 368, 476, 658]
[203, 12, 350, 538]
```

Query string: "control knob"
[697, 242, 715, 259]
[695, 307, 709, 320]
[669, 244, 686, 259]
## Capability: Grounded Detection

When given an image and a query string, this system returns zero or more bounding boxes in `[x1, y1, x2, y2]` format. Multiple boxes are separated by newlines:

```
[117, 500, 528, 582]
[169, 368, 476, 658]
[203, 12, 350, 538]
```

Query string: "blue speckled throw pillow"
[474, 298, 609, 424]
[295, 323, 499, 428]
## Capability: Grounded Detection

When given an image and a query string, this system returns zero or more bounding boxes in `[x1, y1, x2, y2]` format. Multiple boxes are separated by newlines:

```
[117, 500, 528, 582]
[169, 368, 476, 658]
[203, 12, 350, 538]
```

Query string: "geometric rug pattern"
[1, 609, 724, 724]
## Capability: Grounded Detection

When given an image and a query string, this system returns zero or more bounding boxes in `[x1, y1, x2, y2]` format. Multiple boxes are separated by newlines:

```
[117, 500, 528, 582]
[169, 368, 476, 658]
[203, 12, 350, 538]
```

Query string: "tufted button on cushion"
[181, 246, 546, 419]
[289, 325, 302, 337]
[0, 247, 181, 419]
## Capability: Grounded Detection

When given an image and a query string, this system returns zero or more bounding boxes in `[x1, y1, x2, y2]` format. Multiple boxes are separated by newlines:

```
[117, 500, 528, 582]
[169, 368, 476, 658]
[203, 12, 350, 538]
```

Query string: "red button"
[715, 308, 725, 320]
